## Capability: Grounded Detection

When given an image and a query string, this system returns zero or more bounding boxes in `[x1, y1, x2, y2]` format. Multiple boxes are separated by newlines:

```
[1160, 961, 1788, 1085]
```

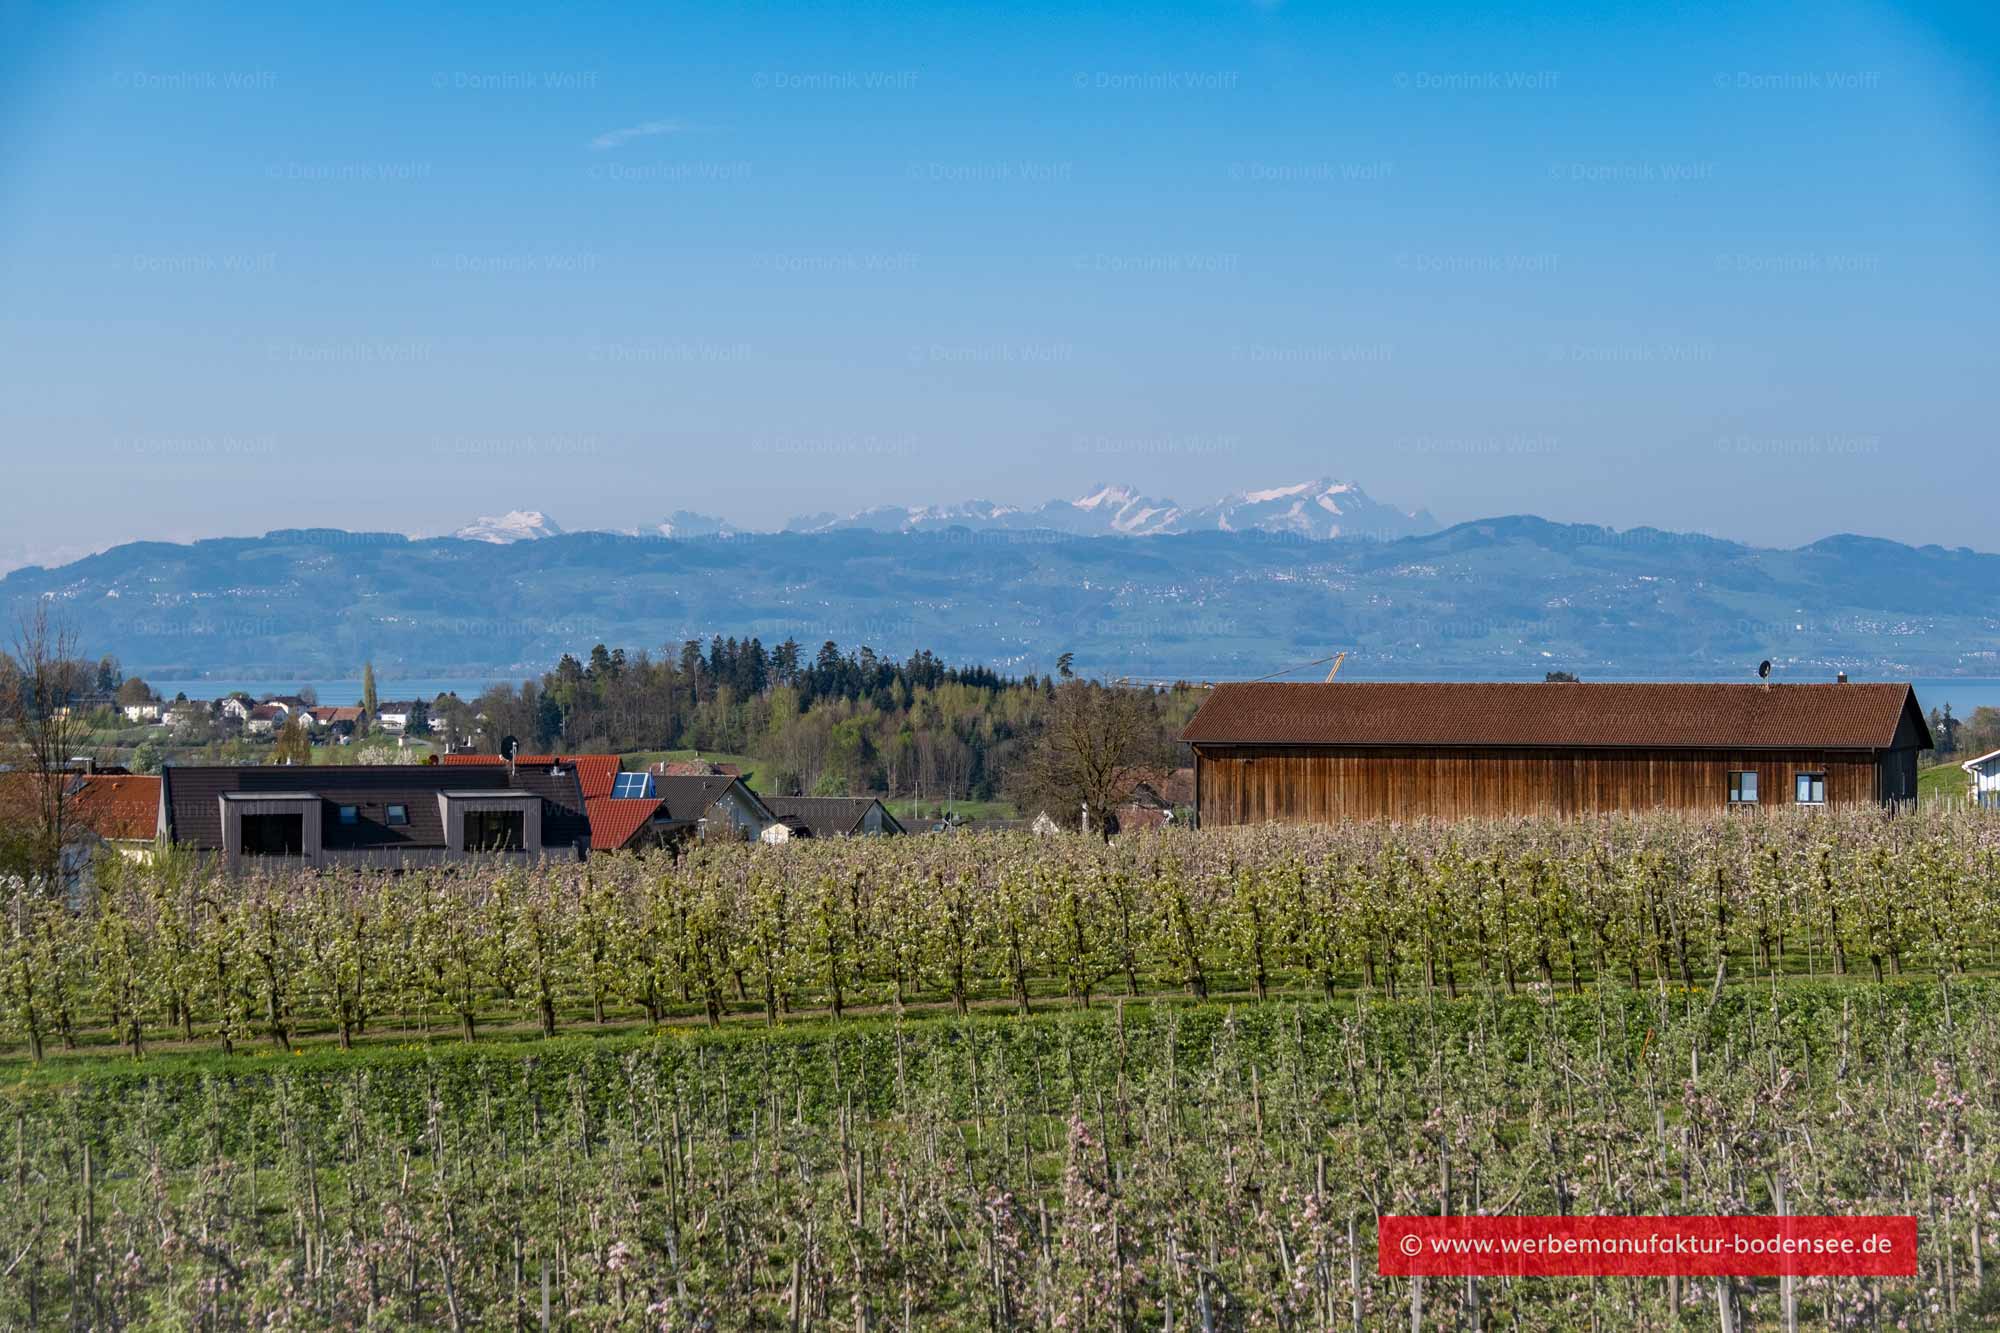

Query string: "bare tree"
[1011, 679, 1152, 836]
[1, 604, 94, 888]
[270, 714, 314, 765]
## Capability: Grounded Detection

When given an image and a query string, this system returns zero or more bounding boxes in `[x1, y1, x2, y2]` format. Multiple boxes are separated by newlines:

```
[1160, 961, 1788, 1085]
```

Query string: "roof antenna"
[1757, 659, 1772, 691]
[1323, 651, 1347, 683]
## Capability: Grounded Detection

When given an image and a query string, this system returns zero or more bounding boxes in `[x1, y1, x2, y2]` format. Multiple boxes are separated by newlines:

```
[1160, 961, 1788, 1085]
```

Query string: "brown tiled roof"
[1178, 682, 1927, 751]
[0, 773, 160, 842]
[70, 774, 160, 841]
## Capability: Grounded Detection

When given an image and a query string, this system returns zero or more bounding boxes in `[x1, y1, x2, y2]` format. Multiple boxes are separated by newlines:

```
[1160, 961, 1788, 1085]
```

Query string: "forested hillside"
[451, 639, 1202, 805]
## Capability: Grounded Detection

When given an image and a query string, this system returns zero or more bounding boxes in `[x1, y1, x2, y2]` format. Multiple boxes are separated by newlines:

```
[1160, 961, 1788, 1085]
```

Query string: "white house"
[122, 700, 162, 723]
[245, 703, 286, 736]
[1963, 749, 2000, 810]
[373, 701, 417, 734]
[161, 700, 209, 730]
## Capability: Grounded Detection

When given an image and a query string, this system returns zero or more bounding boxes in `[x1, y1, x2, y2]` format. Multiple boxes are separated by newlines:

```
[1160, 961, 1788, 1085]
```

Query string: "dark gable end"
[1892, 688, 1935, 752]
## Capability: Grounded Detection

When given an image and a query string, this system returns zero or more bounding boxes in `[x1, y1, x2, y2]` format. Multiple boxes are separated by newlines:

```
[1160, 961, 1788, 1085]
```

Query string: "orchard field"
[3, 810, 1999, 1328]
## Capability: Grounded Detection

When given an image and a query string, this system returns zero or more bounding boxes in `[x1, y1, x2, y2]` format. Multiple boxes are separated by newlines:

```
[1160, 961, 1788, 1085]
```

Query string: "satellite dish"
[501, 734, 519, 760]
[1757, 660, 1772, 680]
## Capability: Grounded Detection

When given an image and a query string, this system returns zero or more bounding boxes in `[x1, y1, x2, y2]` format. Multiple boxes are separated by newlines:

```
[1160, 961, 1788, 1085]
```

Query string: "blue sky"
[1, 0, 1996, 567]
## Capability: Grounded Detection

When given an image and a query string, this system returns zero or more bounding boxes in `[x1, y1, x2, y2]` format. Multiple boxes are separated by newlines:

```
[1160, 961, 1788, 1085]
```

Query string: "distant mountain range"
[451, 478, 1439, 545]
[7, 514, 1996, 683]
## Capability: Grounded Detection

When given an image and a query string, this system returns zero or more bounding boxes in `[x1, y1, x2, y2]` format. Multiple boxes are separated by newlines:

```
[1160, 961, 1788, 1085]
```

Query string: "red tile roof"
[585, 797, 666, 850]
[67, 774, 160, 841]
[1179, 682, 1927, 751]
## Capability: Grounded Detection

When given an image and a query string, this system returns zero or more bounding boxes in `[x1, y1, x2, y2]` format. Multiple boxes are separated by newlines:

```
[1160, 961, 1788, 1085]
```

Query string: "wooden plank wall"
[1194, 745, 1890, 824]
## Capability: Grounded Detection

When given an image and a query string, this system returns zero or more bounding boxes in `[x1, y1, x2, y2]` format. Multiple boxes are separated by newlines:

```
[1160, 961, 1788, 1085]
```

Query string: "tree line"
[453, 638, 1200, 810]
[1927, 701, 2000, 765]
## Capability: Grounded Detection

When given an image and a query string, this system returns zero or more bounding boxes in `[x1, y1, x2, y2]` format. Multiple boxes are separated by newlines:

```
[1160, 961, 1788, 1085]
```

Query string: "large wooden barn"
[1180, 681, 1931, 824]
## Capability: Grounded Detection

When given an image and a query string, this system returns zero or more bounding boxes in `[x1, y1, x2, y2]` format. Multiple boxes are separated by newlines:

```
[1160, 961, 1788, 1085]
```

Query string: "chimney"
[1836, 672, 1849, 683]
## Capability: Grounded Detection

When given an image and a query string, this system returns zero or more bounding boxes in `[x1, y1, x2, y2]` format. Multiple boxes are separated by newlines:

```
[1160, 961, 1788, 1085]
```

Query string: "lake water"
[145, 677, 513, 705]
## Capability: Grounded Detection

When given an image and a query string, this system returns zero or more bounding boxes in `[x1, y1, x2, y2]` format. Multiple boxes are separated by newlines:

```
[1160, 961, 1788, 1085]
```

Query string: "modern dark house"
[1180, 681, 1931, 824]
[159, 763, 591, 870]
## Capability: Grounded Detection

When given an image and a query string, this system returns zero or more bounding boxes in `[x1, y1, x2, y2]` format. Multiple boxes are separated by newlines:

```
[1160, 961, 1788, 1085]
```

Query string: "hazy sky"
[2, 0, 1996, 568]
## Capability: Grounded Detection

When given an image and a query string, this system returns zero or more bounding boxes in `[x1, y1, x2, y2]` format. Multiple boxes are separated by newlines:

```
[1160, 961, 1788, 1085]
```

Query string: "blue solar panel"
[612, 772, 654, 799]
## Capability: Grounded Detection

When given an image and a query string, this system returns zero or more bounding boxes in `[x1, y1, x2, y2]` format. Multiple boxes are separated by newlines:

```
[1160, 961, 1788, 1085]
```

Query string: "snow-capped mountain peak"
[1073, 484, 1137, 510]
[453, 511, 563, 544]
[1184, 477, 1435, 540]
[656, 510, 737, 539]
[455, 478, 1435, 546]
[778, 477, 1434, 541]
[1241, 482, 1314, 503]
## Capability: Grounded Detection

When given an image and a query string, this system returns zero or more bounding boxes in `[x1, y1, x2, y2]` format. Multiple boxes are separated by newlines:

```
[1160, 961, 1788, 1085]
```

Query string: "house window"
[386, 804, 408, 826]
[1795, 772, 1827, 805]
[240, 813, 303, 856]
[338, 805, 358, 825]
[466, 809, 525, 851]
[1727, 771, 1758, 804]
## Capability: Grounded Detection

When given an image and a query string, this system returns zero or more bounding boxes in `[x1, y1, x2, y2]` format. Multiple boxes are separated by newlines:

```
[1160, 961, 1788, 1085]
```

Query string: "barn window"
[1794, 772, 1827, 805]
[386, 804, 408, 826]
[337, 805, 358, 825]
[1727, 771, 1758, 804]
